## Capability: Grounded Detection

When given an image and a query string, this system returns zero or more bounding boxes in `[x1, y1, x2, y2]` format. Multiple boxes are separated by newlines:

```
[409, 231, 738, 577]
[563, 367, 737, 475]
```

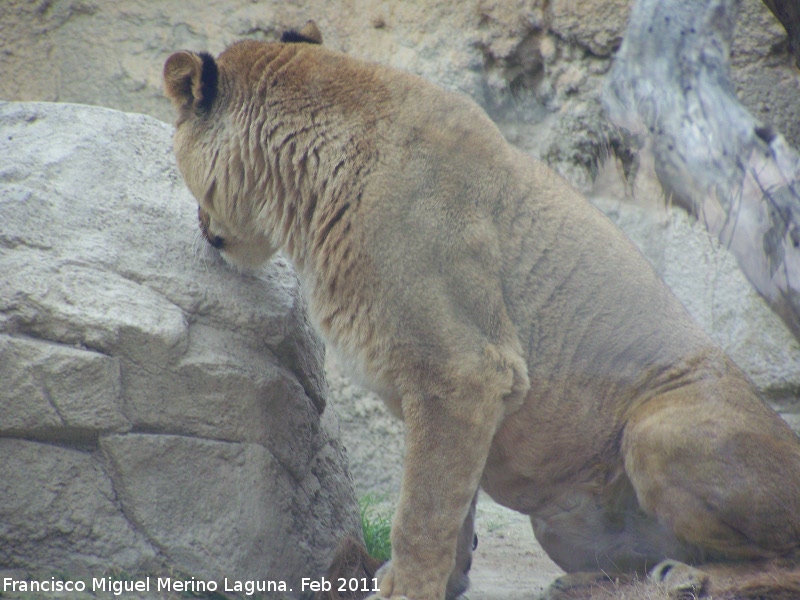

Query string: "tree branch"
[604, 0, 800, 341]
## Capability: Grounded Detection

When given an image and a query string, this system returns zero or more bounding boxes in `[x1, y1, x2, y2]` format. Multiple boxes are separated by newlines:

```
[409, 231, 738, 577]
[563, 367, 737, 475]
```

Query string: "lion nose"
[197, 206, 225, 250]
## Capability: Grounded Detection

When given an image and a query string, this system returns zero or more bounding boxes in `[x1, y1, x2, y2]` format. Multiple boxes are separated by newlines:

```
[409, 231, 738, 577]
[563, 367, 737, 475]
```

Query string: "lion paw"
[649, 560, 709, 599]
[541, 571, 624, 599]
[365, 564, 410, 600]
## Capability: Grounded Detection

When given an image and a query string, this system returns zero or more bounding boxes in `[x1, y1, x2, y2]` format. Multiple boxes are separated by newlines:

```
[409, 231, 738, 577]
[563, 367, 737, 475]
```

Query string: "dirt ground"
[468, 497, 564, 599]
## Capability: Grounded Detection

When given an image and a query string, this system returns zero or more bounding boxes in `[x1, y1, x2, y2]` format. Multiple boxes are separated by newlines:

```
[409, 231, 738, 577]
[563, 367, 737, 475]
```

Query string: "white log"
[604, 0, 800, 340]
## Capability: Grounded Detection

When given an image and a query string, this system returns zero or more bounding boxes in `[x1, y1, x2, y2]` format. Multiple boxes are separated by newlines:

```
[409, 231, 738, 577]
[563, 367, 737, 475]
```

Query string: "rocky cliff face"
[2, 0, 797, 190]
[0, 101, 361, 589]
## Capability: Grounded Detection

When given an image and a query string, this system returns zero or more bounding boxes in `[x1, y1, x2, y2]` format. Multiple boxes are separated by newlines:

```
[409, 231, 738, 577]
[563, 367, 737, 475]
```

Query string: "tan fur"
[164, 25, 800, 600]
[543, 560, 800, 600]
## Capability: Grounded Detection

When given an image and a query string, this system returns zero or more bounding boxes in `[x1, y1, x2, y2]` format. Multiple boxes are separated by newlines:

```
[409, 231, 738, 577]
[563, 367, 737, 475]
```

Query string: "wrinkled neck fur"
[216, 45, 379, 271]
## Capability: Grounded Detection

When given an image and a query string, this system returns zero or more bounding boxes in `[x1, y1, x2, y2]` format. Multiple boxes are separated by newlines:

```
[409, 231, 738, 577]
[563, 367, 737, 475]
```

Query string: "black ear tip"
[280, 30, 317, 44]
[280, 30, 301, 43]
[197, 52, 218, 112]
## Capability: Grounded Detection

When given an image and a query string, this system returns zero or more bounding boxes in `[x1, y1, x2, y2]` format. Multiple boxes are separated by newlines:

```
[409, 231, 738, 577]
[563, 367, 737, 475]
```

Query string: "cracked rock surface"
[0, 101, 361, 588]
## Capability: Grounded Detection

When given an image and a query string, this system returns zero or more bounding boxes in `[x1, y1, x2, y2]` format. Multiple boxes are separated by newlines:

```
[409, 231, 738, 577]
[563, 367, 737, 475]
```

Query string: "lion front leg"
[371, 372, 513, 600]
[372, 491, 477, 600]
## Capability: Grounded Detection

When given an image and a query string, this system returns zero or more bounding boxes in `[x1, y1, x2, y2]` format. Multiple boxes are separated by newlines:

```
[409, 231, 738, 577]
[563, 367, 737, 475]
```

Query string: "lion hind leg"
[648, 560, 710, 598]
[529, 476, 695, 577]
[622, 392, 800, 562]
[650, 558, 800, 600]
[707, 561, 800, 599]
[540, 571, 631, 600]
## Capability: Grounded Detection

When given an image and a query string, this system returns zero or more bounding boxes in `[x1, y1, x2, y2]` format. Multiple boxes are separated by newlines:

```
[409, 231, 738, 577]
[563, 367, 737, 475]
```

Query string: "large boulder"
[0, 101, 362, 591]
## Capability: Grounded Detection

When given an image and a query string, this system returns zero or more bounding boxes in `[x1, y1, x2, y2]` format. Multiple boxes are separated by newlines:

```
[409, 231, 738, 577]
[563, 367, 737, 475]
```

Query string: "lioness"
[164, 22, 800, 600]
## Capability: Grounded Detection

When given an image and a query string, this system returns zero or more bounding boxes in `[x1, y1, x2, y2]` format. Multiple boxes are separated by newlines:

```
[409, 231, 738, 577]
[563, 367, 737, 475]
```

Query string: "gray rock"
[0, 336, 127, 436]
[0, 101, 361, 590]
[0, 439, 157, 576]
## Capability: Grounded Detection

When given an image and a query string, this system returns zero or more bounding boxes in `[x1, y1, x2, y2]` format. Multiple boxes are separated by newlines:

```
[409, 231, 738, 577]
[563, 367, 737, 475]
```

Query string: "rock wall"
[0, 101, 361, 590]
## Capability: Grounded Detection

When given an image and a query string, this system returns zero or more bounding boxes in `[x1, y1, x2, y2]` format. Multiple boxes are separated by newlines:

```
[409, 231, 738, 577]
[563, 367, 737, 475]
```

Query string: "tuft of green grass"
[359, 493, 393, 562]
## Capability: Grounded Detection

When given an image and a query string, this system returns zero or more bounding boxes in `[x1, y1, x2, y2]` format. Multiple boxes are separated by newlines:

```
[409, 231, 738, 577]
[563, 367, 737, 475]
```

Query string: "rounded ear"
[299, 20, 323, 44]
[164, 51, 218, 113]
[164, 51, 204, 110]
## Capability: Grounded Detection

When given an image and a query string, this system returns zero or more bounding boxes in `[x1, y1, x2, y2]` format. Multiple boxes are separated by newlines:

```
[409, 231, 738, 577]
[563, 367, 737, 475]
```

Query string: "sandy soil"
[468, 497, 564, 600]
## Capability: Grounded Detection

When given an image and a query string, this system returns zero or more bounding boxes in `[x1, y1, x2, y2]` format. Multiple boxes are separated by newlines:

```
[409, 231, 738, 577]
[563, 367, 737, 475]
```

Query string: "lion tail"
[315, 537, 386, 600]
